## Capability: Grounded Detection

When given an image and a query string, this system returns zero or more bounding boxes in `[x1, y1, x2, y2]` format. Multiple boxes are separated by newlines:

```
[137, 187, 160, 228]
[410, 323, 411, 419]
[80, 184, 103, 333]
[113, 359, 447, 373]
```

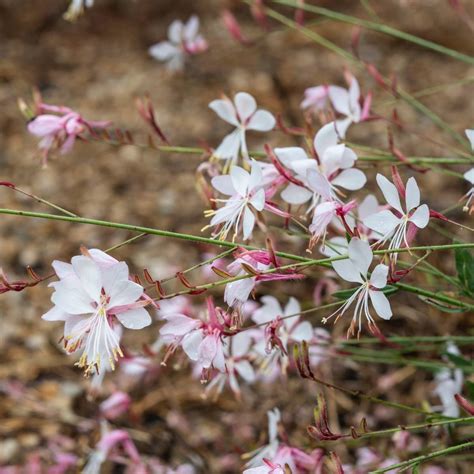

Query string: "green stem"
[370, 440, 474, 473]
[1, 209, 473, 310]
[272, 0, 474, 65]
[357, 416, 474, 440]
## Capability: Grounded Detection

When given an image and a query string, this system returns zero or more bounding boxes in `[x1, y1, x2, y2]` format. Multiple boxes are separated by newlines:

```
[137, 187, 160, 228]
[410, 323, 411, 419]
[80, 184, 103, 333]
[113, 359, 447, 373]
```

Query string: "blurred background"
[0, 0, 473, 471]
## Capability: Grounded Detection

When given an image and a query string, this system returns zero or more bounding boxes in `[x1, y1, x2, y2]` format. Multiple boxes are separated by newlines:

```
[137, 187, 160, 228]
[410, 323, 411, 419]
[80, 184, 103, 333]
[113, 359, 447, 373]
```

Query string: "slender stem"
[357, 416, 474, 440]
[371, 440, 474, 473]
[1, 208, 473, 309]
[271, 0, 474, 65]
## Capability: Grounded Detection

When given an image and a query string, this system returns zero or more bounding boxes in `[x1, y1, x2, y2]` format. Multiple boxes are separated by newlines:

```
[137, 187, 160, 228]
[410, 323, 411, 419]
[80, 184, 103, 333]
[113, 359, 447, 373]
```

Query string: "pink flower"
[159, 298, 227, 373]
[149, 16, 208, 71]
[42, 249, 151, 376]
[301, 85, 330, 112]
[28, 103, 110, 164]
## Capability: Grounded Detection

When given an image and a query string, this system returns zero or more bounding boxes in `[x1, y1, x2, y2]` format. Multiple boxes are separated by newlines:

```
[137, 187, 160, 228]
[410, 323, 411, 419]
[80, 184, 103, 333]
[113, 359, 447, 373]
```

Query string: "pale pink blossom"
[159, 298, 227, 373]
[324, 238, 392, 336]
[27, 104, 110, 164]
[42, 249, 151, 376]
[149, 16, 208, 71]
[209, 92, 275, 165]
[363, 174, 430, 263]
[206, 161, 265, 240]
[252, 296, 312, 374]
[302, 75, 371, 137]
[463, 167, 474, 213]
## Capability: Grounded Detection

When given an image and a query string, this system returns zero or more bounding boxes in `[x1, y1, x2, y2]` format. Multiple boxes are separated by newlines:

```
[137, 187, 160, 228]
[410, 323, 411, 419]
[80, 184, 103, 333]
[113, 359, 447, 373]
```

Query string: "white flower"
[466, 128, 474, 149]
[275, 123, 366, 209]
[205, 161, 265, 240]
[149, 16, 208, 71]
[363, 174, 430, 262]
[42, 251, 151, 376]
[209, 92, 275, 165]
[325, 238, 392, 336]
[434, 342, 464, 418]
[64, 0, 94, 21]
[328, 77, 362, 137]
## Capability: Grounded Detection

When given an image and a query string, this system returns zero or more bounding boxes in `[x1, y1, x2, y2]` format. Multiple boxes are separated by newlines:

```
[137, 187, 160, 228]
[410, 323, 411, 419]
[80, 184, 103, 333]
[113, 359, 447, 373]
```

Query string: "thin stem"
[371, 440, 474, 473]
[357, 416, 474, 440]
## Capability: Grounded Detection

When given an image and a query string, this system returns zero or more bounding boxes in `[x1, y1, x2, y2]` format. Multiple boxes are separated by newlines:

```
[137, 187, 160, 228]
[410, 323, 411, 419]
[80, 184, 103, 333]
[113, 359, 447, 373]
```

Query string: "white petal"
[101, 262, 129, 298]
[250, 188, 265, 211]
[464, 168, 474, 184]
[148, 41, 180, 61]
[284, 297, 300, 318]
[182, 330, 203, 360]
[358, 194, 379, 219]
[243, 207, 256, 240]
[334, 117, 352, 138]
[274, 147, 309, 168]
[405, 177, 421, 212]
[348, 238, 372, 276]
[116, 307, 151, 330]
[363, 210, 400, 237]
[332, 259, 364, 284]
[230, 166, 250, 196]
[247, 110, 275, 131]
[71, 256, 102, 302]
[89, 249, 118, 266]
[108, 281, 144, 309]
[349, 78, 360, 109]
[306, 169, 332, 200]
[168, 20, 183, 44]
[376, 174, 403, 213]
[52, 261, 74, 279]
[42, 305, 69, 321]
[332, 168, 366, 190]
[340, 146, 358, 169]
[224, 277, 255, 306]
[212, 174, 235, 195]
[369, 290, 393, 320]
[291, 321, 313, 341]
[369, 264, 389, 289]
[466, 129, 474, 150]
[214, 129, 241, 161]
[209, 99, 238, 126]
[234, 92, 257, 122]
[248, 161, 263, 190]
[314, 122, 338, 157]
[281, 183, 313, 205]
[160, 314, 200, 336]
[232, 331, 253, 357]
[183, 15, 199, 41]
[321, 144, 346, 175]
[253, 295, 281, 324]
[409, 204, 430, 229]
[51, 287, 94, 315]
[328, 86, 350, 115]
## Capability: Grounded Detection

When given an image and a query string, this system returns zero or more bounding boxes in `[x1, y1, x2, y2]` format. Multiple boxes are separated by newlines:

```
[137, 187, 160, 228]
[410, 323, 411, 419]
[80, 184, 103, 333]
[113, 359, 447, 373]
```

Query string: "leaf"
[454, 247, 474, 297]
[446, 352, 472, 369]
